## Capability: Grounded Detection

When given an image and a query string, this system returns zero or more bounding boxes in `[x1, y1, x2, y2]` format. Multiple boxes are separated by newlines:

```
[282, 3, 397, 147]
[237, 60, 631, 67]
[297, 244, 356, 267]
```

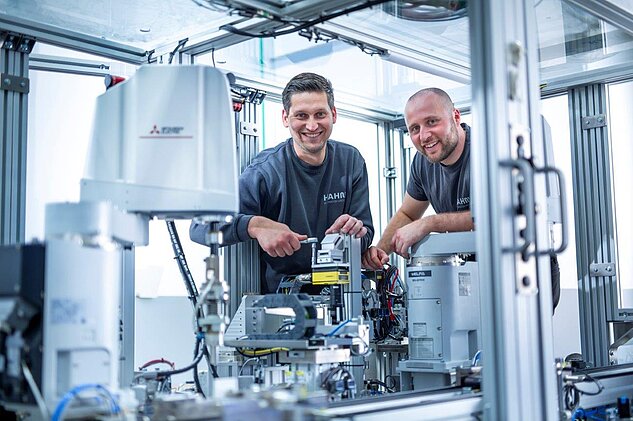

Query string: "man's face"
[404, 93, 461, 164]
[282, 91, 337, 164]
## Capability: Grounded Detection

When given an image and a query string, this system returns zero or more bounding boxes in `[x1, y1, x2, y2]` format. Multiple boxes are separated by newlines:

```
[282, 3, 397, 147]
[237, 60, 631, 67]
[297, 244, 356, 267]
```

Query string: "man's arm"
[392, 209, 473, 257]
[247, 215, 307, 257]
[378, 193, 430, 254]
[362, 193, 429, 269]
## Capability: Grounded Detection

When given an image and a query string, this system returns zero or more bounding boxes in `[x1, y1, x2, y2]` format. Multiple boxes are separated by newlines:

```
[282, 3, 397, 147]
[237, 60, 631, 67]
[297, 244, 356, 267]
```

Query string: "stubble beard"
[423, 122, 459, 164]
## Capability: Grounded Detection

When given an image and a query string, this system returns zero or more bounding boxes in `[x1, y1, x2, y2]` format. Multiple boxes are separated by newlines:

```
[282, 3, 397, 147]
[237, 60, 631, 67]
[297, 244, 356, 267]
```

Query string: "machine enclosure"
[81, 65, 239, 218]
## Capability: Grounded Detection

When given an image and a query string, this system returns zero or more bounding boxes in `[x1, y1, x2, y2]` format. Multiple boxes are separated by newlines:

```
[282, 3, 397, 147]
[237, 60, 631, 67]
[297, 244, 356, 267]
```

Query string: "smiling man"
[191, 72, 374, 294]
[362, 88, 473, 265]
[362, 87, 560, 312]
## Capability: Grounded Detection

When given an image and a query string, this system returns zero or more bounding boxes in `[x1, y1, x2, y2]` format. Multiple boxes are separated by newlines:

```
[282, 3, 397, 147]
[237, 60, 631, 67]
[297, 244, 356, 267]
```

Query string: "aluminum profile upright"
[470, 0, 559, 419]
[569, 84, 617, 368]
[225, 100, 261, 318]
[0, 32, 33, 245]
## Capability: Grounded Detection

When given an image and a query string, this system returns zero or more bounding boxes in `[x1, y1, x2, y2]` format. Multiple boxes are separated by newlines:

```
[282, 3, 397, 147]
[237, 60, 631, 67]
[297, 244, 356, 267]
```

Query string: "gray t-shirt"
[406, 123, 471, 213]
[190, 139, 374, 293]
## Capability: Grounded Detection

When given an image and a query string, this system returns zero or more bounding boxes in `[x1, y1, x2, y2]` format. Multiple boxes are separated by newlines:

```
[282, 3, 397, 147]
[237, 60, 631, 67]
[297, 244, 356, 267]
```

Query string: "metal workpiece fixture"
[247, 294, 318, 340]
[311, 233, 362, 325]
[198, 223, 230, 363]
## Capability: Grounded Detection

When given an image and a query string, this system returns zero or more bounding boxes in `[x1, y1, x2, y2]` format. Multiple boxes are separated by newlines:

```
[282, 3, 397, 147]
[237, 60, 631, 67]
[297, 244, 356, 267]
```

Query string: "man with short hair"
[363, 87, 560, 310]
[363, 88, 473, 265]
[191, 72, 374, 294]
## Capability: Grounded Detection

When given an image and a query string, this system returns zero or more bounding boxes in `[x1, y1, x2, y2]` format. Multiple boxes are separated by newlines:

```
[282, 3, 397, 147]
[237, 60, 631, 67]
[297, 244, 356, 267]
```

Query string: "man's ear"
[453, 107, 461, 125]
[282, 108, 289, 128]
[331, 106, 338, 124]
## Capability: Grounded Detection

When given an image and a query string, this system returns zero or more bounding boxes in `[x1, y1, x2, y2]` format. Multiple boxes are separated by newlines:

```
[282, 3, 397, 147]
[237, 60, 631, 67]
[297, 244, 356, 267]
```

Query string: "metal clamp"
[500, 158, 535, 262]
[382, 167, 397, 179]
[0, 73, 29, 94]
[589, 262, 616, 277]
[581, 114, 607, 130]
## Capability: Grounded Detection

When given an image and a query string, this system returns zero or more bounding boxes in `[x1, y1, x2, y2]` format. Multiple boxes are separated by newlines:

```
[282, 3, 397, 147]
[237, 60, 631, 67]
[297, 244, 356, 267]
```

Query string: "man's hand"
[362, 246, 389, 270]
[325, 214, 367, 238]
[248, 217, 307, 257]
[392, 218, 431, 258]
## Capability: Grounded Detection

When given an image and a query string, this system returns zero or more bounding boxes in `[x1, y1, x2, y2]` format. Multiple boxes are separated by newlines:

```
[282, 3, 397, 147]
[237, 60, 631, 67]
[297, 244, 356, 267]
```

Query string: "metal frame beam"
[29, 53, 111, 77]
[0, 15, 147, 65]
[0, 32, 32, 245]
[225, 100, 262, 317]
[569, 83, 618, 367]
[470, 0, 558, 418]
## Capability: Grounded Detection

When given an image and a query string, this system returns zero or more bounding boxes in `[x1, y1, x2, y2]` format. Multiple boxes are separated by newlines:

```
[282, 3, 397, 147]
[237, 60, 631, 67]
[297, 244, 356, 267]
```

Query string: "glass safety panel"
[197, 33, 468, 114]
[0, 0, 236, 50]
[608, 80, 633, 309]
[537, 0, 633, 88]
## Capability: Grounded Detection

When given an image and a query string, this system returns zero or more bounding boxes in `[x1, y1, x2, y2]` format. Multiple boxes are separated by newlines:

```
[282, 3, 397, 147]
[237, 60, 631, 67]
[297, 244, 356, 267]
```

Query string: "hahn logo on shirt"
[323, 191, 346, 204]
[457, 196, 470, 210]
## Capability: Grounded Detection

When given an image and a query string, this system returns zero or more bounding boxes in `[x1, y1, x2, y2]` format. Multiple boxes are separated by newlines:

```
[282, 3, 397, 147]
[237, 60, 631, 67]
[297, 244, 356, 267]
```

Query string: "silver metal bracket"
[581, 114, 607, 129]
[0, 73, 29, 94]
[0, 32, 35, 53]
[589, 262, 616, 277]
[239, 122, 259, 137]
[382, 167, 397, 179]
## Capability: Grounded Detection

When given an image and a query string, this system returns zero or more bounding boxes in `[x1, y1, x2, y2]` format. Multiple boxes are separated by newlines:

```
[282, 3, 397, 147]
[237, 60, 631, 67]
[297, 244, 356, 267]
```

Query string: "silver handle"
[535, 166, 568, 255]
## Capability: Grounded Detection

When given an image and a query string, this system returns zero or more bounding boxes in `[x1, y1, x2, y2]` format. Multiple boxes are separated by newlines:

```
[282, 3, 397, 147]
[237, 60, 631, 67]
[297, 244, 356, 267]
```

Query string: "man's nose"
[419, 128, 432, 143]
[306, 118, 318, 131]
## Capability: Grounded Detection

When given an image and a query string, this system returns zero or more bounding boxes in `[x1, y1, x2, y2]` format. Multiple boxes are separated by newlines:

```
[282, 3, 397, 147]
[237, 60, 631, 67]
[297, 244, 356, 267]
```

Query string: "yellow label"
[312, 271, 350, 284]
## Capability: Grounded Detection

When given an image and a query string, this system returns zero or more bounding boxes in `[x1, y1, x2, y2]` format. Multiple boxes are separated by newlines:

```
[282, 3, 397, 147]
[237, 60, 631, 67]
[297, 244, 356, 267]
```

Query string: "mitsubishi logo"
[149, 124, 160, 135]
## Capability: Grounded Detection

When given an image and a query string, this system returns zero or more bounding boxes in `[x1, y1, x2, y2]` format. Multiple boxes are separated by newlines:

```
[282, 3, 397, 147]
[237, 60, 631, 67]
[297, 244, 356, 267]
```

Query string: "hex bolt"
[3, 78, 10, 86]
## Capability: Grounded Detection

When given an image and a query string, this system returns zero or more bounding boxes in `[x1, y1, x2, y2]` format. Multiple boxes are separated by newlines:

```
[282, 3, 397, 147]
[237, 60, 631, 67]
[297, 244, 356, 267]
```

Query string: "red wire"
[139, 358, 176, 370]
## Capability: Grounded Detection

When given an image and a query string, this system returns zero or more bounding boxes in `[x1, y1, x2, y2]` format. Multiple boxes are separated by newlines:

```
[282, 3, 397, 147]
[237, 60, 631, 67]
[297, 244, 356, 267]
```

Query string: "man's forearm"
[376, 211, 414, 254]
[423, 210, 474, 233]
[247, 215, 277, 239]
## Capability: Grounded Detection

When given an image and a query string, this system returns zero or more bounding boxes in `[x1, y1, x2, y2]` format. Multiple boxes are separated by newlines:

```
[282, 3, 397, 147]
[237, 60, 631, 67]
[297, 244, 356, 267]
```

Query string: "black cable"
[193, 340, 205, 397]
[219, 0, 390, 39]
[166, 220, 200, 306]
[366, 379, 395, 393]
[152, 337, 205, 377]
[168, 38, 189, 64]
[574, 372, 604, 396]
[165, 221, 219, 384]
